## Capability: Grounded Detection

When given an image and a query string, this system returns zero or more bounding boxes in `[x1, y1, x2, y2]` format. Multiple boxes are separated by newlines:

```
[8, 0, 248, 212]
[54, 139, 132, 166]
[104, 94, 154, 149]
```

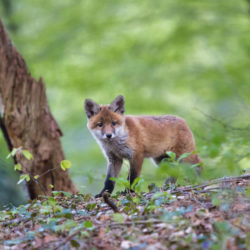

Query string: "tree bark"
[0, 19, 78, 199]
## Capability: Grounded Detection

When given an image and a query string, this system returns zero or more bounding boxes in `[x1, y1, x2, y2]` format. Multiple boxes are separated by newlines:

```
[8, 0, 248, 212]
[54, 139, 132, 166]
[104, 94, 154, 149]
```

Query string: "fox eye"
[112, 121, 117, 126]
[97, 122, 103, 127]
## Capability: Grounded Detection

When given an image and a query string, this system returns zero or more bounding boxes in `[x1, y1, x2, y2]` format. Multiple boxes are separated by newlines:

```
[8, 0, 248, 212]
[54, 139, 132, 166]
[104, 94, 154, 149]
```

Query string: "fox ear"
[84, 99, 101, 118]
[110, 95, 125, 114]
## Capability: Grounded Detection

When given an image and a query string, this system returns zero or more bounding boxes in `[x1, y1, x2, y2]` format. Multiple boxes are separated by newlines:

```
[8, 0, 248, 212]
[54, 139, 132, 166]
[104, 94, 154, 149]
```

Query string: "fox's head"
[84, 95, 125, 141]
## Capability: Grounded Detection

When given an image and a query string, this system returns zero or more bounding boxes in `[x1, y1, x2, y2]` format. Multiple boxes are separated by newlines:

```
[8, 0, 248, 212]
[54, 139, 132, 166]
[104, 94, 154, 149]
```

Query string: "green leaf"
[213, 221, 232, 234]
[14, 163, 22, 171]
[212, 197, 222, 206]
[151, 191, 170, 200]
[113, 213, 124, 223]
[177, 152, 192, 162]
[191, 163, 201, 168]
[131, 177, 140, 190]
[131, 176, 144, 193]
[25, 175, 30, 182]
[52, 191, 72, 198]
[58, 220, 78, 231]
[5, 238, 26, 246]
[83, 220, 93, 228]
[61, 191, 72, 198]
[22, 150, 33, 160]
[7, 147, 20, 159]
[86, 203, 96, 211]
[17, 174, 30, 184]
[245, 188, 250, 199]
[60, 160, 72, 171]
[70, 239, 80, 248]
[49, 184, 54, 188]
[110, 177, 130, 189]
[34, 175, 39, 179]
[166, 151, 176, 161]
[48, 197, 56, 206]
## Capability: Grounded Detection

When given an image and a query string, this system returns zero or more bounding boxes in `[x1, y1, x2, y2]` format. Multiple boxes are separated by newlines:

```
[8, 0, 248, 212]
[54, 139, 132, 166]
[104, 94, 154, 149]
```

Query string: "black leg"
[95, 174, 115, 198]
[95, 155, 123, 198]
[125, 155, 143, 193]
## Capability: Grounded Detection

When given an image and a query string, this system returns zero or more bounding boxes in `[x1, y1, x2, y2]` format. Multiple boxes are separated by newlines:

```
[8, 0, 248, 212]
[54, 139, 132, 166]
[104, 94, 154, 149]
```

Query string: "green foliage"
[113, 213, 124, 223]
[7, 147, 33, 161]
[157, 151, 201, 186]
[6, 148, 34, 186]
[131, 177, 144, 193]
[52, 191, 72, 198]
[22, 150, 33, 160]
[143, 191, 175, 214]
[60, 160, 72, 171]
[6, 147, 20, 159]
[14, 164, 21, 171]
[83, 220, 93, 228]
[17, 174, 30, 184]
[212, 221, 243, 249]
[166, 151, 177, 162]
[110, 177, 130, 190]
[110, 176, 144, 194]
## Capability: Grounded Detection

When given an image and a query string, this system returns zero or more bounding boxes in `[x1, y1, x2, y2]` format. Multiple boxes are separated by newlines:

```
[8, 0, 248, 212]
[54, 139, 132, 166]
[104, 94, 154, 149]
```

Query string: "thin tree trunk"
[0, 19, 77, 199]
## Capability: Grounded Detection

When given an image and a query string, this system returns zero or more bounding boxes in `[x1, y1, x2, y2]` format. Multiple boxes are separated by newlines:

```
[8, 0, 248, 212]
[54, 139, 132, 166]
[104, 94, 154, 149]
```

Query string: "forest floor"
[0, 175, 249, 250]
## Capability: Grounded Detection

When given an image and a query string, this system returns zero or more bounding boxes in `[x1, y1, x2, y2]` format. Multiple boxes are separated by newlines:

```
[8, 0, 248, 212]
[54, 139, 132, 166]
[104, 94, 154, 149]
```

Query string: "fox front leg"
[95, 155, 123, 198]
[126, 154, 144, 193]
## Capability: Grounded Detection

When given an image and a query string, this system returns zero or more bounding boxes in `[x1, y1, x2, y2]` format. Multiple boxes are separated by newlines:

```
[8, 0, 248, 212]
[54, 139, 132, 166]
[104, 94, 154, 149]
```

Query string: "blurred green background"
[0, 0, 250, 207]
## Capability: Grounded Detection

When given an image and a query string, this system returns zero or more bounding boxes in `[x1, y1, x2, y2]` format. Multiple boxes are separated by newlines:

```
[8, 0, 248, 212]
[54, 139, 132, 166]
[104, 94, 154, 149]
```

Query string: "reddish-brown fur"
[125, 115, 200, 163]
[84, 95, 201, 197]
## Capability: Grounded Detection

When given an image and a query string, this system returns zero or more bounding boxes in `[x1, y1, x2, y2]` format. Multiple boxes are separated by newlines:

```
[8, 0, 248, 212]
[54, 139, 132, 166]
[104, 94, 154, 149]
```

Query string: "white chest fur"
[100, 135, 133, 160]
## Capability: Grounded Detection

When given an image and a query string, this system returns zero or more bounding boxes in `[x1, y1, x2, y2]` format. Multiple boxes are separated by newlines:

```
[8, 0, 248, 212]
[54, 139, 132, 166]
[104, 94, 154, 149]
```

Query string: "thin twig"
[110, 219, 162, 227]
[196, 108, 250, 132]
[37, 167, 59, 179]
[55, 227, 84, 250]
[102, 192, 119, 213]
[30, 176, 47, 196]
[171, 174, 250, 194]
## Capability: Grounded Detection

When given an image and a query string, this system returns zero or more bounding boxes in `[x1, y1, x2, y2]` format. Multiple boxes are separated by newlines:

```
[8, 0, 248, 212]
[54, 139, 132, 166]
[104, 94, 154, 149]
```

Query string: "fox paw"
[95, 193, 103, 198]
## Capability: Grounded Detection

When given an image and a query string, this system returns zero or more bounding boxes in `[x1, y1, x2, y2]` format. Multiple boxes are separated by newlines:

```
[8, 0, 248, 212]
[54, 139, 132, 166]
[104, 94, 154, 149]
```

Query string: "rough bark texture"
[0, 19, 77, 199]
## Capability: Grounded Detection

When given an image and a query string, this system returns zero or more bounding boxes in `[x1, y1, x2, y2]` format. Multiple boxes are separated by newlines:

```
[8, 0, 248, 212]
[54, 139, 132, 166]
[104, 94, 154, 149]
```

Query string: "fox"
[84, 95, 201, 197]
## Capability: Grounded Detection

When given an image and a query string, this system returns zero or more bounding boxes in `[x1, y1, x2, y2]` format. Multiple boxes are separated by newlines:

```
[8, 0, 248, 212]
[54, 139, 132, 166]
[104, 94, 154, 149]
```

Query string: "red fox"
[84, 95, 201, 197]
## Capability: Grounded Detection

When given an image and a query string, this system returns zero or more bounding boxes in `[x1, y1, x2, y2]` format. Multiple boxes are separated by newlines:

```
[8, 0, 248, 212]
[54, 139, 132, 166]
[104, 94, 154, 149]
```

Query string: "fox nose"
[106, 133, 112, 139]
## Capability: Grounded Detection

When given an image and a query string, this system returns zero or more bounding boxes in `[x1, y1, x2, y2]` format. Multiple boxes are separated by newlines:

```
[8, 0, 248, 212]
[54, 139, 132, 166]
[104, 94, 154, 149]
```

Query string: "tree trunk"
[0, 19, 78, 199]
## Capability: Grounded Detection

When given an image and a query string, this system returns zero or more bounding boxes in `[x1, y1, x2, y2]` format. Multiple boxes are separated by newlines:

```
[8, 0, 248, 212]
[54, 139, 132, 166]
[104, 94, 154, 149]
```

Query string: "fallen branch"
[102, 192, 119, 213]
[110, 219, 162, 227]
[55, 227, 84, 250]
[171, 174, 250, 194]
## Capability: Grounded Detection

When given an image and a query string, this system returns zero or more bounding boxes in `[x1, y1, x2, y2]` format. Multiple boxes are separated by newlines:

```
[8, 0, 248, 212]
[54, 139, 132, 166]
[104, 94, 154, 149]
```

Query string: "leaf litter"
[0, 175, 249, 249]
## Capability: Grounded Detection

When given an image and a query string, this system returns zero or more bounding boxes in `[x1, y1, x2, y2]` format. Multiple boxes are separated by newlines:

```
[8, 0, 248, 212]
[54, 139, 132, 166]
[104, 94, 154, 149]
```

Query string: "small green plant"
[60, 160, 72, 171]
[7, 147, 33, 161]
[17, 174, 30, 184]
[110, 176, 144, 194]
[7, 148, 72, 187]
[109, 177, 130, 190]
[7, 147, 34, 185]
[157, 151, 202, 186]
